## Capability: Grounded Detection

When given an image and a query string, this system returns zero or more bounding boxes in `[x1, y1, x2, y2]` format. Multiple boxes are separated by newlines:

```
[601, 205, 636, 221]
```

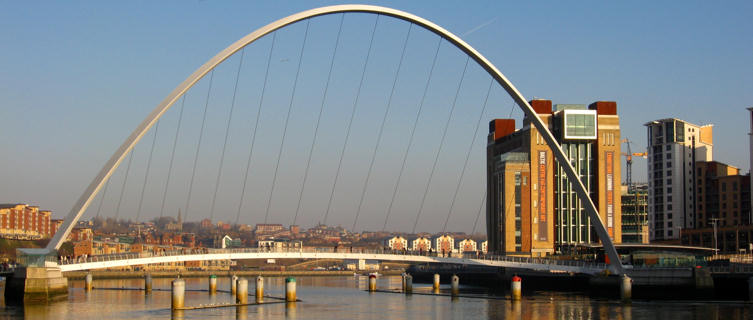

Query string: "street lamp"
[709, 218, 720, 255]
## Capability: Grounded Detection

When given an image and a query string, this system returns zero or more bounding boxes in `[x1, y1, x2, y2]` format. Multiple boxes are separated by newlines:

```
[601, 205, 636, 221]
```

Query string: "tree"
[58, 241, 74, 257]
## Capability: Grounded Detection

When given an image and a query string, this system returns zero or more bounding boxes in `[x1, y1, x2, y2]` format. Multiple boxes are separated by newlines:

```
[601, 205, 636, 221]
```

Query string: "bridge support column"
[285, 277, 296, 302]
[511, 275, 522, 301]
[172, 279, 185, 310]
[401, 274, 407, 292]
[451, 275, 459, 296]
[236, 278, 248, 304]
[5, 266, 68, 304]
[433, 273, 440, 293]
[208, 274, 217, 294]
[231, 275, 238, 295]
[255, 276, 264, 303]
[85, 272, 93, 292]
[405, 274, 413, 294]
[368, 274, 376, 292]
[144, 273, 152, 294]
[620, 274, 632, 302]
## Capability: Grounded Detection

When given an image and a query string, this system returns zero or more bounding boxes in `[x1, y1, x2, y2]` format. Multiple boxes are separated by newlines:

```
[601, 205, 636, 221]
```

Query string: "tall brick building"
[486, 100, 622, 256]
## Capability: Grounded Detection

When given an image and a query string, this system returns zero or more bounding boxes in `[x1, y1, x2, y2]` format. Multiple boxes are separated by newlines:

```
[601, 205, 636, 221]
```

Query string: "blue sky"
[1, 1, 751, 233]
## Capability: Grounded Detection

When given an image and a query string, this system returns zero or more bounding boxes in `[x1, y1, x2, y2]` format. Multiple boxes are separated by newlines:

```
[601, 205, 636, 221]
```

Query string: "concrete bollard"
[405, 274, 413, 294]
[511, 275, 522, 301]
[144, 273, 152, 294]
[451, 274, 459, 296]
[255, 276, 264, 303]
[236, 278, 248, 304]
[433, 273, 441, 292]
[209, 274, 217, 294]
[368, 274, 377, 292]
[749, 277, 753, 301]
[85, 273, 93, 291]
[285, 277, 297, 302]
[172, 279, 185, 310]
[620, 274, 632, 302]
[231, 275, 238, 295]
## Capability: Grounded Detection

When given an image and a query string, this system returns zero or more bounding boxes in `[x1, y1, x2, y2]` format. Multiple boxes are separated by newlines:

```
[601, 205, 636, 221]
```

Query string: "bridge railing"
[59, 247, 608, 271]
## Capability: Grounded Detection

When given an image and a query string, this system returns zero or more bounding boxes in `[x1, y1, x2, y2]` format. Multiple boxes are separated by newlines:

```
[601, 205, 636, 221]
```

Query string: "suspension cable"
[382, 37, 442, 231]
[159, 95, 187, 218]
[471, 190, 486, 235]
[95, 179, 110, 219]
[114, 149, 135, 220]
[265, 20, 311, 224]
[293, 13, 345, 226]
[352, 23, 412, 231]
[442, 79, 493, 232]
[236, 33, 277, 224]
[184, 69, 215, 221]
[322, 15, 380, 225]
[135, 120, 160, 222]
[412, 56, 470, 233]
[209, 48, 246, 221]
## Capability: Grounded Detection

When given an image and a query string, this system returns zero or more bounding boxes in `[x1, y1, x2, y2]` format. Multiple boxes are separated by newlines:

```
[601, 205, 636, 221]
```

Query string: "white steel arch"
[46, 4, 624, 274]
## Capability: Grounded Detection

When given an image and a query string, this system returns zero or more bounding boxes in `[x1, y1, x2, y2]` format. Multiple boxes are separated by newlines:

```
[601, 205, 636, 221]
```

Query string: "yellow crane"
[621, 138, 647, 191]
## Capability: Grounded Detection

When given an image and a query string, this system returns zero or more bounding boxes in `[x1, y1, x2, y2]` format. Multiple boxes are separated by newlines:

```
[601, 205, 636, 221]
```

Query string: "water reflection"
[0, 276, 751, 319]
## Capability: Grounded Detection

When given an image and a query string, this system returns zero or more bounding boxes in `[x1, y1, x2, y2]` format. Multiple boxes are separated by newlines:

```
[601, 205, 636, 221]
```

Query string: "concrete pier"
[511, 275, 522, 301]
[368, 274, 377, 292]
[231, 275, 238, 295]
[620, 274, 632, 302]
[401, 274, 407, 292]
[144, 273, 152, 294]
[405, 274, 413, 294]
[433, 273, 440, 292]
[451, 274, 459, 296]
[255, 276, 264, 303]
[172, 279, 185, 310]
[236, 278, 248, 304]
[85, 273, 93, 292]
[209, 274, 217, 294]
[5, 266, 68, 304]
[286, 277, 296, 302]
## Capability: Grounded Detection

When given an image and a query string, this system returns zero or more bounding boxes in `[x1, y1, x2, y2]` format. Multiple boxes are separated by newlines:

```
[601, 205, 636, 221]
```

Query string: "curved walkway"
[59, 248, 607, 275]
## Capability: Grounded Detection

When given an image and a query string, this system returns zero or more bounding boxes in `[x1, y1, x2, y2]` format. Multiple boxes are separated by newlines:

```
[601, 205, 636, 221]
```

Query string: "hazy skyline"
[1, 1, 751, 233]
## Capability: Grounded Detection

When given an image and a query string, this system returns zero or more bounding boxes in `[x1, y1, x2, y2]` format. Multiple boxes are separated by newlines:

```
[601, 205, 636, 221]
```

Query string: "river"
[1, 275, 751, 319]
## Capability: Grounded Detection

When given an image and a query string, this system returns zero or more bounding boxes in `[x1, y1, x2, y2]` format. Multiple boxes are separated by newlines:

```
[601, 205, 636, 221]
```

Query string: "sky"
[1, 1, 751, 234]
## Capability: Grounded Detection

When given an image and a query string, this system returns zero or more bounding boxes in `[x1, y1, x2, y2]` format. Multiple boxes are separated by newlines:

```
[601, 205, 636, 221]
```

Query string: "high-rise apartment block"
[486, 100, 621, 256]
[644, 119, 713, 240]
[695, 161, 751, 228]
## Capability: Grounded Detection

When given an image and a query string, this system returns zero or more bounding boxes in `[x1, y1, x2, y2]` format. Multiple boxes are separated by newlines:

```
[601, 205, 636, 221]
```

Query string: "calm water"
[1, 276, 751, 319]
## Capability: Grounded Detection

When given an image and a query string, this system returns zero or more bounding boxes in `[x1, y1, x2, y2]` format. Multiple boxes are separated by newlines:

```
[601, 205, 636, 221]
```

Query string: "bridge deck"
[59, 248, 607, 275]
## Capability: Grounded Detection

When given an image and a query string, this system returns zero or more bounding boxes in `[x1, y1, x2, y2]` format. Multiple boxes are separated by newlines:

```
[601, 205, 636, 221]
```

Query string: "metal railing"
[59, 247, 608, 272]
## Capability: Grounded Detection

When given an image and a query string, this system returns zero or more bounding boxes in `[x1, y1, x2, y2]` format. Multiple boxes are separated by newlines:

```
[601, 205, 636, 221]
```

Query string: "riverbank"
[64, 269, 404, 280]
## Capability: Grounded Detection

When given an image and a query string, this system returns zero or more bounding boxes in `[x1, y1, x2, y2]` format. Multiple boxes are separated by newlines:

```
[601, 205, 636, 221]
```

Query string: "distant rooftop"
[643, 118, 714, 128]
[553, 104, 586, 111]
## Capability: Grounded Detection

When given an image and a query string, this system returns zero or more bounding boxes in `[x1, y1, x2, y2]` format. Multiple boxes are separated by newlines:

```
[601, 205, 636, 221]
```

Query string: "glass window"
[675, 121, 685, 142]
[665, 122, 674, 143]
[666, 145, 672, 151]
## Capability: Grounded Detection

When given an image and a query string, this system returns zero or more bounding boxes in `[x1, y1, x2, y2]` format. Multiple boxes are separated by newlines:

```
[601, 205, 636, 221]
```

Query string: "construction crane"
[621, 138, 647, 192]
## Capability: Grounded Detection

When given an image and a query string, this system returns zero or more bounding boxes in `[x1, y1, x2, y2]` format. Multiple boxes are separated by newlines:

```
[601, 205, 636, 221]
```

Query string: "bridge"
[12, 4, 634, 302]
[57, 248, 607, 274]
